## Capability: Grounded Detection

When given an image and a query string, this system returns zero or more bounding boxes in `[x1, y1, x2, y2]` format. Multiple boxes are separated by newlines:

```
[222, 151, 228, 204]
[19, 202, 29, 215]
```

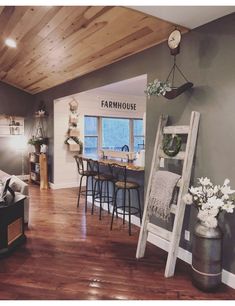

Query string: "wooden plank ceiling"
[0, 6, 188, 94]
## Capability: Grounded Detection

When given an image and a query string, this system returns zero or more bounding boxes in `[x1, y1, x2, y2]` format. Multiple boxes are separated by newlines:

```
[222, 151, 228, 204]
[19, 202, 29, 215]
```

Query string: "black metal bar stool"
[91, 160, 116, 220]
[74, 155, 97, 212]
[110, 163, 142, 235]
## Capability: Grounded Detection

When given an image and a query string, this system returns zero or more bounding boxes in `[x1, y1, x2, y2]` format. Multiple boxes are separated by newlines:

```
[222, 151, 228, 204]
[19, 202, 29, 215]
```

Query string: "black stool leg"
[77, 175, 83, 207]
[110, 188, 119, 230]
[99, 180, 103, 220]
[137, 188, 142, 223]
[91, 180, 97, 215]
[123, 188, 126, 224]
[112, 183, 118, 218]
[128, 189, 131, 236]
[85, 176, 89, 212]
[107, 181, 110, 214]
[91, 176, 94, 203]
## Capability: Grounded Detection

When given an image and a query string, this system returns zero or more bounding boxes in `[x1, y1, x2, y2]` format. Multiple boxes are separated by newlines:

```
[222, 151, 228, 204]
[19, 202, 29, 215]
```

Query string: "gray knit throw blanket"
[148, 170, 181, 221]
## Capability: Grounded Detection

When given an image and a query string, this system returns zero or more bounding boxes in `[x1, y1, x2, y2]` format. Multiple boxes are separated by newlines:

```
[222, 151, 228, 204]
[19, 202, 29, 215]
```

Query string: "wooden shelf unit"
[29, 153, 48, 190]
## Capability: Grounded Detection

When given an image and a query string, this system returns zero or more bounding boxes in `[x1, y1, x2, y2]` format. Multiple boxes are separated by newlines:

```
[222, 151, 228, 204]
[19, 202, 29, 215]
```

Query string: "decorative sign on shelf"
[100, 100, 137, 111]
[0, 115, 24, 136]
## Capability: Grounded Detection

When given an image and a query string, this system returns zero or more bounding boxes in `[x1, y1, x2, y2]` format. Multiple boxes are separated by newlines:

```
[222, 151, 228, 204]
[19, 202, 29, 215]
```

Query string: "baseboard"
[222, 269, 235, 289]
[49, 179, 87, 189]
[90, 197, 235, 289]
[17, 174, 29, 181]
[49, 181, 79, 189]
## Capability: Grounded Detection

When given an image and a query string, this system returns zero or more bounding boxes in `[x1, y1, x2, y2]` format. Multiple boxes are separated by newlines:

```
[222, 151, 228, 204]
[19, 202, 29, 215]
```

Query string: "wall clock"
[168, 29, 181, 55]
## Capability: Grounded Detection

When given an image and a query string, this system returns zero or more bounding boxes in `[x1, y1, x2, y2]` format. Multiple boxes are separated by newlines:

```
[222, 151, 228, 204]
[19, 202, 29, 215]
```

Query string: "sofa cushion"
[0, 173, 29, 224]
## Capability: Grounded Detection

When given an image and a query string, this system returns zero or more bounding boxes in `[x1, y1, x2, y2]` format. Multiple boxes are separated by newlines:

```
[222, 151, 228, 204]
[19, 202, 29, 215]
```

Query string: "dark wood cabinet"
[0, 193, 26, 257]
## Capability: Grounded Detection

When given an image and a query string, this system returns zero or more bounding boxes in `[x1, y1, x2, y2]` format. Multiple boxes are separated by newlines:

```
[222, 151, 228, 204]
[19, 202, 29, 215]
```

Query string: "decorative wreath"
[162, 134, 182, 157]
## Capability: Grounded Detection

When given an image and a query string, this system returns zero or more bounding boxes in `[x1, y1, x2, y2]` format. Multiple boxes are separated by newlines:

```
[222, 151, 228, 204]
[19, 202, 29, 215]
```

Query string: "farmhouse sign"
[100, 99, 137, 111]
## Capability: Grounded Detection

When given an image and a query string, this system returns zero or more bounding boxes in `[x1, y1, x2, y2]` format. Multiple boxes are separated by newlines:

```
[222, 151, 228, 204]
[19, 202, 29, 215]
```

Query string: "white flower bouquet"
[145, 79, 172, 97]
[183, 177, 235, 228]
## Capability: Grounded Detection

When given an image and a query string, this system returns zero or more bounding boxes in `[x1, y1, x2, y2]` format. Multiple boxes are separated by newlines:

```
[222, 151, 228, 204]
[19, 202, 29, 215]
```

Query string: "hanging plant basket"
[69, 143, 81, 152]
[164, 82, 193, 100]
[145, 56, 193, 100]
[64, 136, 83, 154]
[69, 128, 80, 137]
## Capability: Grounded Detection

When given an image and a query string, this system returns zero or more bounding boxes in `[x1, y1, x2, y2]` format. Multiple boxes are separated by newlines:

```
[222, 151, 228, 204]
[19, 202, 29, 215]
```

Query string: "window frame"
[84, 115, 144, 153]
[133, 118, 145, 151]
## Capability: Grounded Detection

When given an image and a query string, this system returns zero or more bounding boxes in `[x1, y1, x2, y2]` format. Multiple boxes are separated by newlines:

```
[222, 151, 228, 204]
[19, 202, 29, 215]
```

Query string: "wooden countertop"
[79, 154, 144, 172]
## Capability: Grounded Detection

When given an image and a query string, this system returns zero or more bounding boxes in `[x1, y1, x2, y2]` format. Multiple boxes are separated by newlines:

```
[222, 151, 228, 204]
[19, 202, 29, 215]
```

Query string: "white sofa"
[0, 171, 29, 224]
[10, 175, 29, 223]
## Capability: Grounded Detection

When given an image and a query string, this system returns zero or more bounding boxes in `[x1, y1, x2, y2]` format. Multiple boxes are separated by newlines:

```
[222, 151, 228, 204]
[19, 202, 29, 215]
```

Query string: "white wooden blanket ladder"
[136, 111, 200, 278]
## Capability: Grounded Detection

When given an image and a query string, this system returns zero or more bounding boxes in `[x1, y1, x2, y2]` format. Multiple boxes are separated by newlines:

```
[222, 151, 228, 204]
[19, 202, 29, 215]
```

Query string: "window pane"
[84, 116, 98, 154]
[102, 118, 129, 150]
[134, 119, 144, 152]
[84, 116, 98, 135]
[84, 137, 98, 155]
[134, 136, 145, 152]
[134, 119, 143, 135]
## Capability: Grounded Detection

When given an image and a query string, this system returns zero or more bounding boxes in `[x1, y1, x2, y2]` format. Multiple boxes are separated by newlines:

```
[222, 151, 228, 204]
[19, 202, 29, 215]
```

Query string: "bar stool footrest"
[115, 206, 141, 215]
[80, 189, 94, 197]
[94, 195, 115, 204]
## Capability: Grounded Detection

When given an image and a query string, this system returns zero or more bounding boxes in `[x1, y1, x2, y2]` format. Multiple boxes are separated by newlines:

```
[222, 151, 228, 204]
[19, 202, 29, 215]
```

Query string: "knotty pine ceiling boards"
[0, 6, 187, 94]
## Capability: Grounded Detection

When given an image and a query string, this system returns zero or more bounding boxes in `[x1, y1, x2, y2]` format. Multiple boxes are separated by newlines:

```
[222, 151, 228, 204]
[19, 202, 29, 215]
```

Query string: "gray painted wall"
[34, 13, 235, 273]
[144, 13, 235, 274]
[0, 81, 34, 175]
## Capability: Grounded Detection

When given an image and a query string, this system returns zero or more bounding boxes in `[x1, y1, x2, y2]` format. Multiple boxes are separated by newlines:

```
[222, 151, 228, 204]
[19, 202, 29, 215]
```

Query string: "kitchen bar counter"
[79, 154, 144, 172]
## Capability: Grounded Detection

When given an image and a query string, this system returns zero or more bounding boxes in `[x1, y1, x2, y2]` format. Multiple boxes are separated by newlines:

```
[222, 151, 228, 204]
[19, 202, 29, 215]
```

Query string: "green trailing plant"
[145, 79, 172, 97]
[28, 137, 48, 146]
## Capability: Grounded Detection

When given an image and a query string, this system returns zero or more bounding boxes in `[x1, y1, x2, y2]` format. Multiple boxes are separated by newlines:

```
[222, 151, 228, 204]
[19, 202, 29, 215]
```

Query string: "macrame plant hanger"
[164, 56, 193, 100]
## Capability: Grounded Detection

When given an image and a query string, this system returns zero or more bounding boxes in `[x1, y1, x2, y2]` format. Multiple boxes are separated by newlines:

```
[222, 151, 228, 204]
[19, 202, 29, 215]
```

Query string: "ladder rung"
[176, 178, 182, 187]
[170, 204, 177, 214]
[159, 150, 185, 160]
[147, 223, 172, 241]
[163, 125, 190, 134]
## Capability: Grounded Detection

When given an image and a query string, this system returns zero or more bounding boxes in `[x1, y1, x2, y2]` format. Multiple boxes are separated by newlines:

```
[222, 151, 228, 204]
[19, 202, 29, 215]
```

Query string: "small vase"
[34, 143, 41, 154]
[192, 220, 223, 292]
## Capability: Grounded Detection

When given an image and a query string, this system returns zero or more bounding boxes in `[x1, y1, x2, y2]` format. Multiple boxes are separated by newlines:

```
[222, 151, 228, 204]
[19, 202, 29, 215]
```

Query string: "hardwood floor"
[0, 184, 234, 300]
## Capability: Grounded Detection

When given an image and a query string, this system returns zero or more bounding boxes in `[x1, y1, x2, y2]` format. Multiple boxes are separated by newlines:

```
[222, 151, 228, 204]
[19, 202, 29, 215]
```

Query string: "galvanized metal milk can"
[192, 220, 222, 291]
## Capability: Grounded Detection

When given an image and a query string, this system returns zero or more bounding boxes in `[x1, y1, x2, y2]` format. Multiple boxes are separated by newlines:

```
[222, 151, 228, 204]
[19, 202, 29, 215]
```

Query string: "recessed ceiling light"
[5, 38, 17, 48]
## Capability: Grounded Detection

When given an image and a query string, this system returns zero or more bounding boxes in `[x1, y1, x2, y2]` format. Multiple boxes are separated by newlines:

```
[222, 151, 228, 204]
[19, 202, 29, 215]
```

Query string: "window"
[84, 116, 144, 153]
[102, 117, 129, 150]
[84, 116, 98, 154]
[133, 119, 144, 151]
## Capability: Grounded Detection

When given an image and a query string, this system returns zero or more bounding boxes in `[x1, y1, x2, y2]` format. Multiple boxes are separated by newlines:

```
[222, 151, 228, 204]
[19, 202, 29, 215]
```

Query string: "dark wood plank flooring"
[0, 185, 234, 300]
